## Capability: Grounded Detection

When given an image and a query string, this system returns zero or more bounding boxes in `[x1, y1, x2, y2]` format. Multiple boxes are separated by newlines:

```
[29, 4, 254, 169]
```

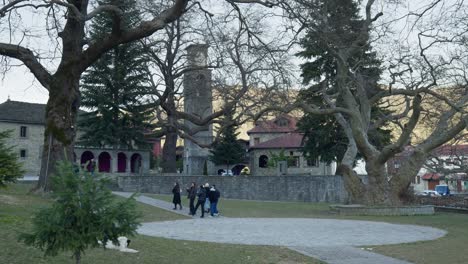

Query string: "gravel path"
[114, 192, 446, 264]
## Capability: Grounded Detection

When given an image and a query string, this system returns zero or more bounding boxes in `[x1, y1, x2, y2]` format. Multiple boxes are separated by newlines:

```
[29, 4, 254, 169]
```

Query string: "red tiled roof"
[248, 114, 297, 134]
[250, 133, 304, 149]
[421, 173, 441, 180]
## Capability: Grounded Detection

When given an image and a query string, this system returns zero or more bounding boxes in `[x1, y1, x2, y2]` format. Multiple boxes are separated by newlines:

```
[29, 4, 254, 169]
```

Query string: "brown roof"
[247, 114, 297, 134]
[421, 173, 441, 180]
[250, 133, 304, 150]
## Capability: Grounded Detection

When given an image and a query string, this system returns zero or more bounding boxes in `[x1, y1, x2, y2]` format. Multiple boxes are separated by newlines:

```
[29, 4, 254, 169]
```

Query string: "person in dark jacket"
[172, 182, 182, 210]
[208, 185, 221, 217]
[186, 182, 197, 215]
[193, 185, 207, 218]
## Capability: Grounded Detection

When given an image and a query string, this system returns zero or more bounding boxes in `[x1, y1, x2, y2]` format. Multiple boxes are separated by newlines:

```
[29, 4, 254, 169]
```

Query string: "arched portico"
[80, 151, 95, 171]
[98, 152, 111, 172]
[232, 164, 246, 175]
[75, 147, 150, 175]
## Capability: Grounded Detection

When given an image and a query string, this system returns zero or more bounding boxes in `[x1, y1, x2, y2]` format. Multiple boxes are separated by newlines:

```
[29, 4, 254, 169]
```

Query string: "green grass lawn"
[147, 193, 468, 264]
[0, 184, 320, 264]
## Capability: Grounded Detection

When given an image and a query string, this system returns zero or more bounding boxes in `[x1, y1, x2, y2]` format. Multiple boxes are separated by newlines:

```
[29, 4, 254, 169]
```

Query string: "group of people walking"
[172, 182, 221, 218]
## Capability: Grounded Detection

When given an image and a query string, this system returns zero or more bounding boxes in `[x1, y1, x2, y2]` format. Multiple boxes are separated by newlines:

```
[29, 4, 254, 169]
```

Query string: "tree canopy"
[78, 0, 152, 149]
[296, 0, 390, 167]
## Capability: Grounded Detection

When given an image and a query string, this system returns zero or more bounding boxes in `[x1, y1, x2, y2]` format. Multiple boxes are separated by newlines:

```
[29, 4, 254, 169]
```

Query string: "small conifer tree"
[19, 161, 140, 264]
[209, 115, 245, 172]
[0, 130, 24, 187]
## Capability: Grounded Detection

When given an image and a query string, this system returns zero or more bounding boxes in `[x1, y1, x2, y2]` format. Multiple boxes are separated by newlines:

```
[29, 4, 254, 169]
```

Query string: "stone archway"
[118, 152, 127, 173]
[81, 151, 94, 171]
[259, 155, 268, 168]
[232, 164, 246, 176]
[98, 152, 111, 173]
[131, 153, 142, 173]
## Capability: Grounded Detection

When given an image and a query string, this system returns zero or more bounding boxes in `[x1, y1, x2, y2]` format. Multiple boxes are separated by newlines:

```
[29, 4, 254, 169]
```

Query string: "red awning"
[421, 173, 441, 180]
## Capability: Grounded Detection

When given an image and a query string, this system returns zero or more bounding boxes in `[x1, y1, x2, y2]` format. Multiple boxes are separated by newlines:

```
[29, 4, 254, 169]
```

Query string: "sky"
[0, 0, 460, 105]
[0, 66, 49, 104]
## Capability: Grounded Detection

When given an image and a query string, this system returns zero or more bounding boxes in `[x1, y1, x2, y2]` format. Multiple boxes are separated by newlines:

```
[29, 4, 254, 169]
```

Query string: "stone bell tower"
[183, 44, 213, 175]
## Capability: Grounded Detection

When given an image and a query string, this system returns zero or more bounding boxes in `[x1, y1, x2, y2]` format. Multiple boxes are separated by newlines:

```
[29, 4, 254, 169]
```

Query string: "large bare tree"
[142, 1, 293, 173]
[283, 0, 468, 204]
[0, 0, 278, 190]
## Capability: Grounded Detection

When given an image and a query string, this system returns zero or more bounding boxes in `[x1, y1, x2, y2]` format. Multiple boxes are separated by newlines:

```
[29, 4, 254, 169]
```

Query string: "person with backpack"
[193, 185, 207, 218]
[209, 185, 221, 217]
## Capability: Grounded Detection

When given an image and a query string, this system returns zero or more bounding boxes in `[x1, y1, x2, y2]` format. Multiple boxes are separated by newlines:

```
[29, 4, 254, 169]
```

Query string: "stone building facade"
[0, 100, 150, 177]
[248, 114, 335, 176]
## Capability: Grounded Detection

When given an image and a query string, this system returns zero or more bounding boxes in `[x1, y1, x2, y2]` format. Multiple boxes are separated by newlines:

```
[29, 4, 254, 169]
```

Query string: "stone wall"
[117, 175, 348, 203]
[330, 205, 435, 216]
[415, 195, 468, 208]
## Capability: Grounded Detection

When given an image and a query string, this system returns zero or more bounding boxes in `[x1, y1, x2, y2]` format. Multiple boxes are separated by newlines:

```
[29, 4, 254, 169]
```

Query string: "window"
[275, 118, 289, 127]
[20, 149, 27, 158]
[259, 155, 268, 168]
[288, 156, 300, 167]
[20, 126, 27, 138]
[254, 138, 260, 145]
[306, 158, 318, 167]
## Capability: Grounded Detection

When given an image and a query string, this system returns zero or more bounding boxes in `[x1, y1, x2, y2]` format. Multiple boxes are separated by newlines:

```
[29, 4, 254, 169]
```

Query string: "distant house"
[247, 115, 335, 176]
[388, 145, 468, 193]
[0, 99, 150, 177]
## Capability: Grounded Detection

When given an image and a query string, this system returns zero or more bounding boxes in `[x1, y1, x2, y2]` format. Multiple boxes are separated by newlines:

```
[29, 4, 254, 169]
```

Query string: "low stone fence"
[117, 175, 348, 203]
[415, 195, 468, 208]
[330, 205, 435, 216]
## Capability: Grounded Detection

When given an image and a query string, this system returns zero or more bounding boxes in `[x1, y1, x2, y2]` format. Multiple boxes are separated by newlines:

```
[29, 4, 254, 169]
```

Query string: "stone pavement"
[114, 191, 193, 217]
[113, 192, 446, 264]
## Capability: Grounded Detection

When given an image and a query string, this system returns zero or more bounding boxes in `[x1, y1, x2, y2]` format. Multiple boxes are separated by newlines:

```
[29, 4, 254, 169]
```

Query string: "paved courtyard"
[114, 192, 447, 264]
[138, 218, 445, 248]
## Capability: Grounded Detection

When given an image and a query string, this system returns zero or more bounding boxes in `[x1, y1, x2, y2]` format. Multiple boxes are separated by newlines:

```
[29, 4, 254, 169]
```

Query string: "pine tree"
[209, 117, 245, 171]
[19, 161, 140, 264]
[0, 130, 24, 187]
[78, 0, 152, 149]
[297, 0, 391, 166]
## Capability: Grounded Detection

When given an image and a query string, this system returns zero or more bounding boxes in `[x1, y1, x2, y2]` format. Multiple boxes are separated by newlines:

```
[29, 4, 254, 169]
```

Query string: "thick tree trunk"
[74, 251, 81, 264]
[36, 76, 80, 191]
[391, 149, 428, 202]
[364, 159, 400, 205]
[336, 163, 365, 204]
[162, 124, 178, 173]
